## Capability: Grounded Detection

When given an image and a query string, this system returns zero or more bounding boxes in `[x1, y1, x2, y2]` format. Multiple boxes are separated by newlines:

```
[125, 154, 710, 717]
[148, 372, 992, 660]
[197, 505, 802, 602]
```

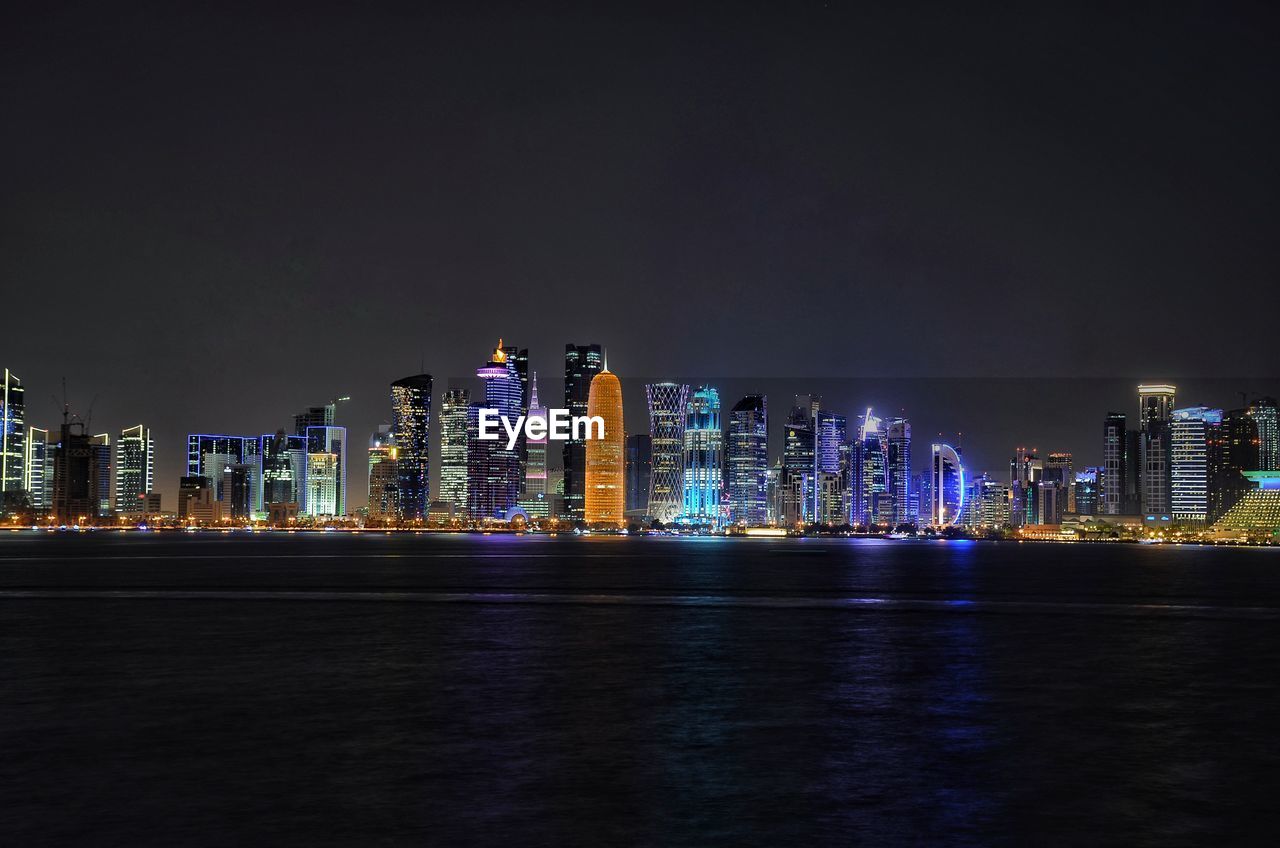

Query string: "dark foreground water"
[2, 534, 1279, 846]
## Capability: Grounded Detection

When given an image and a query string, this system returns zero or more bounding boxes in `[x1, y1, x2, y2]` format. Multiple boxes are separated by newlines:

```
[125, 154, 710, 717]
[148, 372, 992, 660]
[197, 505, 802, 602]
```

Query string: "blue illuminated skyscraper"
[851, 409, 887, 526]
[727, 394, 768, 526]
[781, 396, 818, 526]
[472, 340, 523, 520]
[885, 418, 911, 526]
[929, 443, 964, 526]
[680, 386, 723, 527]
[391, 373, 432, 521]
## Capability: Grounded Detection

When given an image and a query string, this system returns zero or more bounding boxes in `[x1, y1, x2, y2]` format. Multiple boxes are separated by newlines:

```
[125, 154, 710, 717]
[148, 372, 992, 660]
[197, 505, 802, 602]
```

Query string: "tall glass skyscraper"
[262, 430, 306, 510]
[1208, 408, 1259, 523]
[439, 388, 470, 517]
[520, 375, 549, 516]
[1139, 384, 1176, 515]
[1248, 396, 1278, 471]
[1, 368, 25, 496]
[645, 382, 688, 525]
[367, 424, 399, 521]
[929, 443, 964, 526]
[305, 425, 346, 517]
[24, 426, 50, 512]
[1170, 406, 1220, 527]
[390, 373, 432, 521]
[187, 435, 260, 505]
[563, 344, 603, 521]
[815, 409, 846, 526]
[114, 424, 153, 514]
[1101, 413, 1133, 515]
[781, 397, 818, 526]
[584, 366, 625, 527]
[727, 395, 768, 526]
[473, 341, 523, 520]
[681, 386, 723, 527]
[885, 417, 911, 526]
[625, 434, 651, 517]
[852, 409, 887, 527]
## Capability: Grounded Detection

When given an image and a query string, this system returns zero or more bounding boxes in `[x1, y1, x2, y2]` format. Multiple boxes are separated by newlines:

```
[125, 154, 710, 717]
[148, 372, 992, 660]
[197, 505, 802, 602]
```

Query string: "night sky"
[4, 2, 1278, 506]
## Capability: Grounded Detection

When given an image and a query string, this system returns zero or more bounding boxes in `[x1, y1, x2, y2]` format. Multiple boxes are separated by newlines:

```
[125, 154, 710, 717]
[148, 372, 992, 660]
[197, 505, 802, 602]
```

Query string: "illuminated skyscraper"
[726, 394, 768, 526]
[367, 424, 399, 522]
[473, 341, 523, 520]
[262, 430, 306, 510]
[51, 416, 105, 524]
[1170, 406, 1220, 527]
[519, 375, 549, 518]
[1074, 468, 1100, 516]
[1046, 452, 1074, 514]
[815, 409, 847, 526]
[781, 398, 817, 526]
[885, 417, 911, 526]
[1, 368, 24, 496]
[584, 366, 625, 527]
[24, 426, 50, 512]
[91, 434, 111, 517]
[645, 382, 688, 524]
[439, 388, 470, 517]
[1139, 384, 1176, 515]
[563, 344, 603, 521]
[187, 435, 260, 506]
[501, 343, 530, 482]
[1101, 413, 1139, 515]
[681, 386, 723, 527]
[305, 425, 346, 517]
[1208, 408, 1259, 522]
[114, 424, 154, 515]
[851, 409, 887, 527]
[929, 443, 964, 526]
[1248, 396, 1278, 470]
[390, 374, 432, 521]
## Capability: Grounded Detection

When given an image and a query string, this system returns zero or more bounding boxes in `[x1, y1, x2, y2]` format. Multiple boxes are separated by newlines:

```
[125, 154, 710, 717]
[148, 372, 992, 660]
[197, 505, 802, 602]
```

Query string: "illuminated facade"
[644, 382, 688, 524]
[390, 374, 432, 521]
[114, 424, 154, 514]
[815, 409, 847, 526]
[473, 341, 523, 520]
[1101, 413, 1139, 515]
[519, 375, 549, 518]
[1, 368, 24, 496]
[24, 426, 50, 512]
[726, 394, 768, 526]
[1248, 396, 1278, 471]
[584, 367, 625, 527]
[852, 409, 887, 526]
[1208, 408, 1259, 522]
[1170, 406, 1220, 526]
[680, 386, 723, 527]
[367, 424, 399, 521]
[1212, 471, 1280, 537]
[262, 431, 306, 510]
[885, 418, 911, 525]
[929, 443, 964, 526]
[439, 389, 470, 517]
[781, 397, 818, 526]
[563, 344, 603, 521]
[1139, 384, 1176, 516]
[305, 425, 346, 517]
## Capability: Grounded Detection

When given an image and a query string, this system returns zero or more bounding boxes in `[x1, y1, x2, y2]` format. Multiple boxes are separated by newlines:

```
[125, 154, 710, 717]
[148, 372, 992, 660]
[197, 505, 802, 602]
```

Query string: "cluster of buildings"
[2, 358, 1278, 540]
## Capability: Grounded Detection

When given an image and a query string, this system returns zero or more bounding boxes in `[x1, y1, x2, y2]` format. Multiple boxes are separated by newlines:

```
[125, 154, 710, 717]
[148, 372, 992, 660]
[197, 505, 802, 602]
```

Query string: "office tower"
[114, 425, 154, 515]
[293, 401, 336, 436]
[929, 443, 964, 526]
[644, 382, 689, 524]
[1101, 413, 1134, 515]
[501, 343, 530, 483]
[519, 375, 549, 518]
[681, 386, 723, 527]
[584, 366, 625, 527]
[1009, 447, 1042, 525]
[766, 460, 781, 525]
[1170, 406, 1220, 527]
[24, 426, 50, 513]
[390, 374, 432, 521]
[472, 342, 523, 520]
[439, 389, 470, 517]
[178, 476, 220, 524]
[305, 425, 346, 517]
[262, 430, 307, 510]
[1139, 384, 1176, 515]
[1208, 409, 1259, 522]
[1, 368, 24, 496]
[91, 434, 111, 517]
[815, 409, 846, 525]
[223, 464, 255, 521]
[625, 434, 651, 517]
[563, 343, 603, 521]
[726, 395, 768, 526]
[1047, 452, 1074, 513]
[979, 477, 1012, 527]
[914, 471, 932, 525]
[367, 424, 399, 522]
[187, 435, 259, 501]
[852, 409, 887, 527]
[885, 418, 911, 525]
[781, 399, 817, 526]
[1247, 397, 1278, 470]
[1074, 468, 1100, 516]
[51, 418, 102, 525]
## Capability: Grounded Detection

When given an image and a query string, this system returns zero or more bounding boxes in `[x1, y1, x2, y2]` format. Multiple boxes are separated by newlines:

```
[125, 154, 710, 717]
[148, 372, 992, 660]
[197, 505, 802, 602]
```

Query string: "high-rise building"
[1, 368, 24, 497]
[644, 382, 688, 525]
[1170, 406, 1220, 527]
[1047, 452, 1074, 513]
[1247, 397, 1279, 471]
[222, 463, 255, 522]
[501, 343, 530, 485]
[584, 366, 625, 527]
[24, 426, 51, 513]
[305, 425, 346, 517]
[815, 409, 847, 526]
[1208, 409, 1259, 523]
[187, 435, 259, 502]
[726, 395, 768, 526]
[1074, 468, 1100, 516]
[681, 386, 723, 527]
[439, 389, 470, 517]
[781, 399, 817, 526]
[929, 443, 964, 526]
[91, 434, 112, 517]
[625, 434, 651, 518]
[1101, 413, 1139, 515]
[519, 375, 549, 518]
[114, 425, 154, 515]
[262, 430, 306, 510]
[293, 402, 338, 436]
[852, 409, 887, 527]
[390, 374, 432, 521]
[473, 341, 523, 520]
[563, 344, 603, 521]
[367, 424, 399, 522]
[51, 418, 103, 525]
[885, 418, 912, 526]
[1139, 384, 1176, 516]
[177, 476, 220, 524]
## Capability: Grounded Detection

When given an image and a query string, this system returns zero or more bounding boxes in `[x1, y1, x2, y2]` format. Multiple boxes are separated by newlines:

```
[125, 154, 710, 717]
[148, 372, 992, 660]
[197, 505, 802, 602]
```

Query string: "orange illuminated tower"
[585, 361, 625, 527]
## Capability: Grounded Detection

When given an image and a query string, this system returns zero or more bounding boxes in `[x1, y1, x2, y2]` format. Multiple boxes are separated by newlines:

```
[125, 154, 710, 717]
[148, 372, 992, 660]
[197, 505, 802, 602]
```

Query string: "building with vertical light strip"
[885, 418, 911, 526]
[24, 426, 50, 513]
[726, 394, 768, 526]
[929, 443, 964, 527]
[114, 425, 154, 515]
[1170, 406, 1220, 527]
[644, 382, 688, 525]
[367, 424, 399, 522]
[305, 426, 346, 517]
[1139, 384, 1176, 516]
[390, 374, 432, 521]
[680, 386, 723, 528]
[519, 375, 549, 518]
[584, 365, 625, 527]
[439, 389, 470, 517]
[473, 341, 523, 520]
[1, 368, 25, 498]
[563, 344, 603, 521]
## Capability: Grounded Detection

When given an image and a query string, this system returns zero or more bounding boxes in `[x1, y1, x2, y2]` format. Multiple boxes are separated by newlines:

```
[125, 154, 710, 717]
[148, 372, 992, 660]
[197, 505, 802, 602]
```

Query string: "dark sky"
[4, 2, 1278, 506]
